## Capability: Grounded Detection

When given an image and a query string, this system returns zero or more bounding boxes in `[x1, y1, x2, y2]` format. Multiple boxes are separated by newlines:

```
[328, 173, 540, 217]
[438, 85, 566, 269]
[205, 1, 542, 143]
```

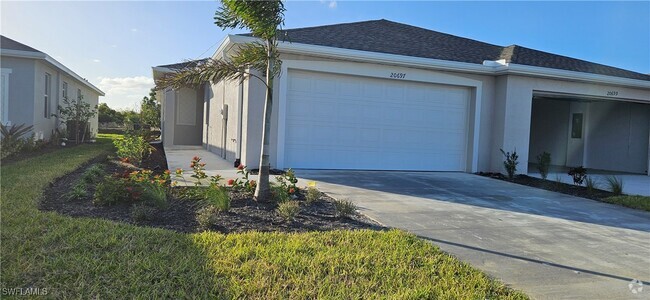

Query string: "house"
[1, 35, 104, 141]
[152, 20, 650, 176]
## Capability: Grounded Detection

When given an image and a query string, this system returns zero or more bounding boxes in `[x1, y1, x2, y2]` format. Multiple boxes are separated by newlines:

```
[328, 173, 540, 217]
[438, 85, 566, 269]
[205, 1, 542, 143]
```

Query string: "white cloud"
[130, 28, 138, 32]
[92, 59, 101, 63]
[320, 0, 337, 9]
[97, 76, 154, 110]
[110, 44, 117, 48]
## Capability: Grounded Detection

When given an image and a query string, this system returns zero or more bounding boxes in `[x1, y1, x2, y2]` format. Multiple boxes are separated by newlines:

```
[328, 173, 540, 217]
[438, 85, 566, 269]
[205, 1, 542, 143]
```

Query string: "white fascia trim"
[494, 63, 650, 89]
[227, 34, 650, 89]
[1, 49, 105, 95]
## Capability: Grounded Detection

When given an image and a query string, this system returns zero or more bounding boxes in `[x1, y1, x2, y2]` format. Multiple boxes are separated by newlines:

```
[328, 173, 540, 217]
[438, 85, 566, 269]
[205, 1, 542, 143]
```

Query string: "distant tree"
[140, 88, 161, 129]
[98, 103, 124, 123]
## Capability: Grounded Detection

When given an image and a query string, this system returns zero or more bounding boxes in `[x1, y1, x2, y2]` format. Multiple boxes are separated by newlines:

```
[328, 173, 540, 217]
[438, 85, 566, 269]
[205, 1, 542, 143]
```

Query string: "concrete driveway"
[296, 171, 650, 299]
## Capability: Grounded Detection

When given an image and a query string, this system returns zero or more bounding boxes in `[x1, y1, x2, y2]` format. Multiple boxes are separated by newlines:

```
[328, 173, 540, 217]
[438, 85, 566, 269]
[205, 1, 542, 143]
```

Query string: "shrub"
[113, 134, 152, 164]
[131, 204, 157, 222]
[306, 186, 321, 204]
[190, 156, 208, 186]
[196, 205, 221, 230]
[204, 185, 230, 212]
[276, 168, 299, 195]
[81, 164, 105, 184]
[66, 181, 87, 201]
[138, 181, 168, 209]
[333, 199, 357, 218]
[606, 176, 624, 195]
[536, 152, 551, 180]
[0, 123, 34, 159]
[568, 166, 587, 186]
[277, 200, 300, 221]
[93, 176, 129, 206]
[499, 149, 518, 180]
[584, 176, 598, 194]
[271, 184, 290, 203]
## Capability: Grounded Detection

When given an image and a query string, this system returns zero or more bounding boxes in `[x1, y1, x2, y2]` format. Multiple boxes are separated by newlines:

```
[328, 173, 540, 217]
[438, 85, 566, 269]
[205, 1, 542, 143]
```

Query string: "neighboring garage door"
[284, 70, 470, 171]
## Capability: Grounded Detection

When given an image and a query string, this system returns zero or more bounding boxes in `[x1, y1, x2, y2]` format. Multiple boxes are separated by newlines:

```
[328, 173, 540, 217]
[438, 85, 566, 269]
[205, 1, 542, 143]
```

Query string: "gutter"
[1, 49, 106, 95]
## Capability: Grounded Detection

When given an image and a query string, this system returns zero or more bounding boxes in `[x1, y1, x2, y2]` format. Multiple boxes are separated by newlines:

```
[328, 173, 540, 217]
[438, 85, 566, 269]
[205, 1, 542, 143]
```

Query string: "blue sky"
[2, 1, 648, 109]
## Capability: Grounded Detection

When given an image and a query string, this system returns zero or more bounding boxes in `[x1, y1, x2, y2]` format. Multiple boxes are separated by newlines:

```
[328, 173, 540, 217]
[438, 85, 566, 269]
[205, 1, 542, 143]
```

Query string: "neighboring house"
[1, 35, 104, 141]
[152, 20, 650, 175]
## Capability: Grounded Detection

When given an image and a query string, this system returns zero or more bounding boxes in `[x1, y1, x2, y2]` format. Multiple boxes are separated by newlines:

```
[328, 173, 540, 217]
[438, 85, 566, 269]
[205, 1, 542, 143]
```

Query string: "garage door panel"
[285, 70, 469, 171]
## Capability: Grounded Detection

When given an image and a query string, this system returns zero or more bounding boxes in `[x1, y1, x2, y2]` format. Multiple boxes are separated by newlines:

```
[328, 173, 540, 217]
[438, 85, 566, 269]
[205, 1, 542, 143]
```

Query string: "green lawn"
[1, 136, 527, 299]
[602, 195, 650, 212]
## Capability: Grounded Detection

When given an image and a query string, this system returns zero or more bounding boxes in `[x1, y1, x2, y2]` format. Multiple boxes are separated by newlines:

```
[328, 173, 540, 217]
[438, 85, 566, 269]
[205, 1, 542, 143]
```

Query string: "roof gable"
[0, 35, 43, 53]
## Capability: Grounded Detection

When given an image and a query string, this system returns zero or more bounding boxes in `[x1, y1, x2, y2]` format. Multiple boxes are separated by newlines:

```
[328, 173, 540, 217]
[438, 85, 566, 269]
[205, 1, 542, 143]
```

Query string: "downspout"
[236, 76, 244, 166]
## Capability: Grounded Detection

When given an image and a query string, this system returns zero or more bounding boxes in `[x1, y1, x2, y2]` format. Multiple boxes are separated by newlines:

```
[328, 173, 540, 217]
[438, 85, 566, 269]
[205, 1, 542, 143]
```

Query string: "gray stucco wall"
[1, 56, 35, 128]
[528, 98, 570, 166]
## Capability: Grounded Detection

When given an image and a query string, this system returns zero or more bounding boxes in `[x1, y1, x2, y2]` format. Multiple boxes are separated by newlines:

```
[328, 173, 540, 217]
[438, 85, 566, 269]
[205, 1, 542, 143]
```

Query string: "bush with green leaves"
[81, 164, 105, 184]
[536, 152, 551, 180]
[113, 134, 152, 164]
[568, 166, 587, 186]
[66, 181, 88, 201]
[93, 176, 129, 206]
[0, 123, 34, 159]
[138, 181, 168, 209]
[606, 176, 624, 195]
[196, 205, 221, 230]
[204, 185, 230, 212]
[277, 200, 300, 221]
[499, 148, 518, 180]
[271, 184, 290, 203]
[276, 168, 299, 195]
[333, 199, 357, 218]
[56, 95, 98, 144]
[306, 186, 320, 204]
[131, 204, 157, 222]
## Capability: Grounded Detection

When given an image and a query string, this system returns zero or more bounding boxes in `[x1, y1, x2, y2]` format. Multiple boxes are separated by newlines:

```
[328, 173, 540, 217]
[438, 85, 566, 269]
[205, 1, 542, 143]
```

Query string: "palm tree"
[156, 0, 285, 202]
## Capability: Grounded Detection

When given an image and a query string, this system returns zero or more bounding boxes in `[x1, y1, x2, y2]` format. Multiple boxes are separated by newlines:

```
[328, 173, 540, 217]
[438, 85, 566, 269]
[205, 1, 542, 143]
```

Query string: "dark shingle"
[1, 35, 43, 53]
[251, 19, 649, 81]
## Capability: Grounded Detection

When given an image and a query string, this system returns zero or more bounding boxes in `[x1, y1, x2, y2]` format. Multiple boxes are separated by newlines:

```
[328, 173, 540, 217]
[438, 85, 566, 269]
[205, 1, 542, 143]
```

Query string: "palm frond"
[215, 0, 285, 39]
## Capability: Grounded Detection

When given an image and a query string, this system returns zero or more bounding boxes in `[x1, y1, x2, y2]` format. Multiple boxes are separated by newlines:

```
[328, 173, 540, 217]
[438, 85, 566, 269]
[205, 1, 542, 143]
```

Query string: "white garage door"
[284, 70, 469, 171]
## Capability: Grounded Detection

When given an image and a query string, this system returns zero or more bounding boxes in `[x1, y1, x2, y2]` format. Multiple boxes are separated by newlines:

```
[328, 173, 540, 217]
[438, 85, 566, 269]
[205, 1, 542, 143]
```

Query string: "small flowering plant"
[190, 156, 208, 186]
[277, 168, 299, 196]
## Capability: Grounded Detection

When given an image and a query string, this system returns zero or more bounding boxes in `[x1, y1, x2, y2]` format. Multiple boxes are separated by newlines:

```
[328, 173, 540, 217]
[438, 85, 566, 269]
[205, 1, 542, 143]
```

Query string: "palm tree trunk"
[254, 40, 274, 202]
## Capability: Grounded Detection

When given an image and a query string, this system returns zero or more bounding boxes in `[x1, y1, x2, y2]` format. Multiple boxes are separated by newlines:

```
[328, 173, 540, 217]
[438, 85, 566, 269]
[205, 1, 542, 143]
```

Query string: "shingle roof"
[0, 35, 43, 53]
[267, 19, 649, 81]
[156, 59, 208, 70]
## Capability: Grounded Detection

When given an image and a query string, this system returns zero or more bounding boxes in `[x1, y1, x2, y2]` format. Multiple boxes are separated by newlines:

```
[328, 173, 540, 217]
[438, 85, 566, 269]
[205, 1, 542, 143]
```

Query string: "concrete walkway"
[528, 167, 650, 196]
[296, 170, 650, 299]
[164, 146, 240, 185]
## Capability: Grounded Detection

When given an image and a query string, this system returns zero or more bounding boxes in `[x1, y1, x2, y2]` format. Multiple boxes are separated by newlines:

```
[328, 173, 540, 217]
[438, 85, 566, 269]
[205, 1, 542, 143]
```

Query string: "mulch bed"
[476, 172, 617, 201]
[40, 143, 383, 234]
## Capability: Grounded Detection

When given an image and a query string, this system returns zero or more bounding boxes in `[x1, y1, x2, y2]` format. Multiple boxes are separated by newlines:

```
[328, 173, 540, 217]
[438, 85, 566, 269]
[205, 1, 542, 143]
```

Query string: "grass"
[0, 135, 527, 299]
[602, 195, 650, 212]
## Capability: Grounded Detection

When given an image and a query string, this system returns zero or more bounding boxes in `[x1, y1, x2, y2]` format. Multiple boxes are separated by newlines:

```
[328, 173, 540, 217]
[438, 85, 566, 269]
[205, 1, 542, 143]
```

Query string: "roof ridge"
[281, 19, 386, 33]
[376, 19, 505, 49]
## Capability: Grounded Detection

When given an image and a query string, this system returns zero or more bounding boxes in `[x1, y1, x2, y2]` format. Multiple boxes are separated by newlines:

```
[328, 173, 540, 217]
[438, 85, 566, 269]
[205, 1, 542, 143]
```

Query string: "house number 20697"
[390, 72, 406, 79]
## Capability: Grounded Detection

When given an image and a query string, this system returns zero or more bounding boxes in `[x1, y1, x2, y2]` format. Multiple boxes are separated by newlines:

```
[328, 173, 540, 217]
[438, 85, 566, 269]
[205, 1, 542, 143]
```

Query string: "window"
[1, 68, 11, 125]
[62, 82, 68, 99]
[77, 88, 82, 100]
[44, 73, 51, 118]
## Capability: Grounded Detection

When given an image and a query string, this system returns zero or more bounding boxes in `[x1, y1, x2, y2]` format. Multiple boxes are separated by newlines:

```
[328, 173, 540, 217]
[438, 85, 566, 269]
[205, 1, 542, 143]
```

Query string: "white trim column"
[1, 68, 12, 126]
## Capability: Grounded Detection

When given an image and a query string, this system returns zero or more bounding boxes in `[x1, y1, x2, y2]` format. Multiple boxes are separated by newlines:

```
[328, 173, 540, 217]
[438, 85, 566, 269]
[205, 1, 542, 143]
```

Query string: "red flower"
[237, 164, 244, 170]
[193, 156, 200, 161]
[227, 179, 235, 185]
[190, 162, 195, 168]
[164, 170, 171, 175]
[289, 188, 295, 194]
[199, 162, 206, 167]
